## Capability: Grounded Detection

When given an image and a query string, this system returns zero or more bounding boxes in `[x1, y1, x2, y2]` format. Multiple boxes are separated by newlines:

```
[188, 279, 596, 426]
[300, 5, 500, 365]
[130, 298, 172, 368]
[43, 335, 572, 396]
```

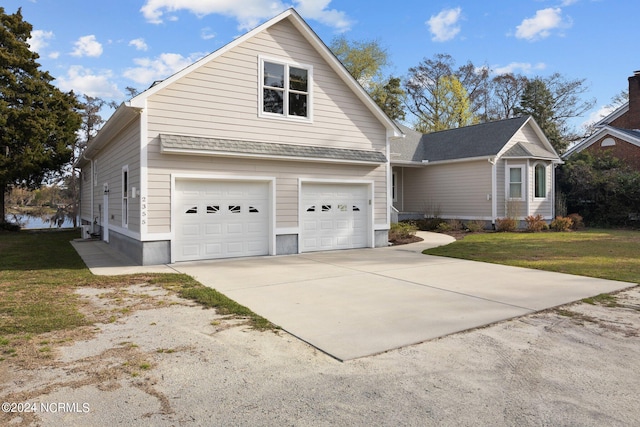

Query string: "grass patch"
[424, 229, 640, 283]
[0, 230, 275, 342]
[582, 293, 619, 307]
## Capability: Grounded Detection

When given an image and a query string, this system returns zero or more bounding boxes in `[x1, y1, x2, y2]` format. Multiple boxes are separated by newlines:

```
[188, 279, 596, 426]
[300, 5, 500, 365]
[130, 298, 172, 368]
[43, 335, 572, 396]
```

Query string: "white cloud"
[515, 8, 568, 41]
[139, 0, 352, 32]
[200, 27, 216, 40]
[493, 62, 546, 75]
[56, 65, 123, 98]
[123, 52, 203, 85]
[295, 0, 352, 32]
[71, 35, 103, 57]
[28, 29, 54, 53]
[582, 104, 616, 128]
[427, 7, 462, 42]
[129, 38, 149, 51]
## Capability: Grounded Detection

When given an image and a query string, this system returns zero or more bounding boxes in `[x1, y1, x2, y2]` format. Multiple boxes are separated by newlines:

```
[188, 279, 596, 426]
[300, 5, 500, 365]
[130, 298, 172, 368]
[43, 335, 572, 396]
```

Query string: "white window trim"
[533, 162, 548, 200]
[507, 165, 525, 200]
[122, 165, 129, 229]
[258, 55, 313, 123]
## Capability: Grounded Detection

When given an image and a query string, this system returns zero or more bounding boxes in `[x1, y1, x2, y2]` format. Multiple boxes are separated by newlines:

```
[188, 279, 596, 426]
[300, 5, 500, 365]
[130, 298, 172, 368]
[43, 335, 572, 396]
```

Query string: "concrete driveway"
[73, 232, 633, 361]
[166, 233, 633, 361]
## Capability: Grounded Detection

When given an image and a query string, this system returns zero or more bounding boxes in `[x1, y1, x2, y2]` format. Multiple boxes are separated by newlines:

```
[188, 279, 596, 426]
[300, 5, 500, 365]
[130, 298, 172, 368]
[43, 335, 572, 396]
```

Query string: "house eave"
[76, 104, 141, 167]
[161, 146, 386, 166]
[563, 125, 640, 158]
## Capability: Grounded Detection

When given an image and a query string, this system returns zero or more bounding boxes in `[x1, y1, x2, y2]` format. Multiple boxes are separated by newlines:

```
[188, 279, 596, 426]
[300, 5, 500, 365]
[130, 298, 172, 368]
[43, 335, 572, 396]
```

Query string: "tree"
[516, 74, 595, 153]
[404, 53, 488, 132]
[415, 75, 475, 132]
[330, 36, 388, 90]
[515, 78, 563, 151]
[370, 77, 406, 122]
[0, 7, 82, 223]
[557, 151, 640, 226]
[405, 54, 482, 132]
[330, 36, 405, 122]
[486, 73, 529, 120]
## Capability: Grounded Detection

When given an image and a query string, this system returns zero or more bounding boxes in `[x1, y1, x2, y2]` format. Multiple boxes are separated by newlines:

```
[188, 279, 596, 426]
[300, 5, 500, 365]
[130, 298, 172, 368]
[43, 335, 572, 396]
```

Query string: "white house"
[78, 8, 401, 265]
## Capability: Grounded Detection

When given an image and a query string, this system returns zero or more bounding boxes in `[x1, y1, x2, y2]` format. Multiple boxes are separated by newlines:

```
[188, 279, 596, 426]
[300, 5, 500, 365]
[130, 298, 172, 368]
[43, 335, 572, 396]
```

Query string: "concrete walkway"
[71, 233, 634, 361]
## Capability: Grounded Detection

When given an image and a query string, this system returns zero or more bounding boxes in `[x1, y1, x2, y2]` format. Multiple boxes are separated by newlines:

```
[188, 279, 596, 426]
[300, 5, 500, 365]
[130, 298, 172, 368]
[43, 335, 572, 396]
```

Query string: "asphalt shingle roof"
[391, 116, 537, 163]
[160, 134, 387, 163]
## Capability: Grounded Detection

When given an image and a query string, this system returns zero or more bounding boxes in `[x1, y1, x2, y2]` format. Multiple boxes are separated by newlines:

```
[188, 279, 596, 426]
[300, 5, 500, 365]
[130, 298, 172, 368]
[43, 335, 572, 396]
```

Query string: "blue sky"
[7, 0, 638, 130]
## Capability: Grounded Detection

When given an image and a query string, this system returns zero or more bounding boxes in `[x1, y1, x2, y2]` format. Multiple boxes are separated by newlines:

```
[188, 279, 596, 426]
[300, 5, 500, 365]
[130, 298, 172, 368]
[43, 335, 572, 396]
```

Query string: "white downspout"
[489, 157, 497, 227]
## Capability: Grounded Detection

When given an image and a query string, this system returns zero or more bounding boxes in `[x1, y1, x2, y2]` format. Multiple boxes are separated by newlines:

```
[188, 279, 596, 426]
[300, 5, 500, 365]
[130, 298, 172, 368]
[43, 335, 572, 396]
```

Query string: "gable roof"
[127, 8, 401, 136]
[78, 8, 402, 168]
[391, 116, 560, 165]
[563, 124, 640, 158]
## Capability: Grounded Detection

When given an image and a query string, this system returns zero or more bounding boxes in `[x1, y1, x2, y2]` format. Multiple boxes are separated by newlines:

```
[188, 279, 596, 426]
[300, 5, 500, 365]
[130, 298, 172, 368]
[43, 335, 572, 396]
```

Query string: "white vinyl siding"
[399, 161, 493, 219]
[143, 19, 388, 235]
[89, 118, 141, 233]
[144, 19, 386, 152]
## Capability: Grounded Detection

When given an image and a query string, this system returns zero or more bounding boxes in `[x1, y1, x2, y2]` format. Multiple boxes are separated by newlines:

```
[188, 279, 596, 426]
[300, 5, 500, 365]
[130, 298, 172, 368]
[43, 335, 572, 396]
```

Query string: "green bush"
[435, 222, 452, 232]
[557, 151, 640, 226]
[525, 214, 548, 232]
[465, 220, 486, 232]
[550, 216, 573, 232]
[389, 222, 417, 241]
[568, 213, 584, 229]
[410, 218, 443, 231]
[495, 217, 517, 232]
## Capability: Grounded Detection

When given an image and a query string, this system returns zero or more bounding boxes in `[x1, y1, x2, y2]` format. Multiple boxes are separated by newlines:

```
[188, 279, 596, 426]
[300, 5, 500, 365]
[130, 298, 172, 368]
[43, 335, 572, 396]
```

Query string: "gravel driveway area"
[1, 281, 639, 426]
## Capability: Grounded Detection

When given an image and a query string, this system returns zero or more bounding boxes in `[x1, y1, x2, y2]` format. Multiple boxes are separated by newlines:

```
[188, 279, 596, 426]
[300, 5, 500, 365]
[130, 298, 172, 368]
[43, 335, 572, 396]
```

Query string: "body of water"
[6, 213, 77, 230]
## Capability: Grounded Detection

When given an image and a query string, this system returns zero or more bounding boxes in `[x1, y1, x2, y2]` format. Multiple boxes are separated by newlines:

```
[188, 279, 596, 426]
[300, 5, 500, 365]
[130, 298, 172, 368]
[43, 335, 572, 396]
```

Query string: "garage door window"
[207, 205, 219, 214]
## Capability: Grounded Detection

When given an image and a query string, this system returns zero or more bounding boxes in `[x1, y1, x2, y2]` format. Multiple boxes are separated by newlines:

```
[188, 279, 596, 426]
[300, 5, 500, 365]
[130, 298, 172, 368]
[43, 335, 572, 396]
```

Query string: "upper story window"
[260, 57, 312, 121]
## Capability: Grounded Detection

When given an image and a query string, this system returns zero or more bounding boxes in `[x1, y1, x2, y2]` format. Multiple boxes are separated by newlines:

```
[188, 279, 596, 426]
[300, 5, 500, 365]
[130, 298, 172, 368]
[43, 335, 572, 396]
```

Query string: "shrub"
[568, 213, 584, 230]
[447, 219, 464, 231]
[465, 220, 486, 232]
[435, 222, 452, 232]
[411, 217, 443, 231]
[495, 217, 517, 232]
[550, 216, 573, 232]
[389, 222, 417, 241]
[524, 214, 548, 232]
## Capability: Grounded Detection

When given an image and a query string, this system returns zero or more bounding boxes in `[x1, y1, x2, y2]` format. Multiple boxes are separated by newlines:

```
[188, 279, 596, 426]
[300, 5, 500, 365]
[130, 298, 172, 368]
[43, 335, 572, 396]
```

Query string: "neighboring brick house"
[564, 71, 640, 170]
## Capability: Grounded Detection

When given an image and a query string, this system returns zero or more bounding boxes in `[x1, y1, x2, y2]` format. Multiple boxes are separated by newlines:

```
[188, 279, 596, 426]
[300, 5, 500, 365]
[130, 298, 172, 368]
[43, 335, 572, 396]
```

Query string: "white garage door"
[301, 183, 370, 252]
[174, 180, 270, 262]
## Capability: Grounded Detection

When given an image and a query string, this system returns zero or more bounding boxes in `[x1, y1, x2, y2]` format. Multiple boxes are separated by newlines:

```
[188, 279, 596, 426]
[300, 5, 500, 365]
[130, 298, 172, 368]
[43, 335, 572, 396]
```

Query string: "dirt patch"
[1, 284, 639, 426]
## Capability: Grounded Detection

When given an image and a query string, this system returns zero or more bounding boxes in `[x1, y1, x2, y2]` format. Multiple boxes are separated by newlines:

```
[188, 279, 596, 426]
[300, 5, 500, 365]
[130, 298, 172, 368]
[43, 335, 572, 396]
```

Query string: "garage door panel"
[175, 180, 270, 261]
[301, 183, 370, 253]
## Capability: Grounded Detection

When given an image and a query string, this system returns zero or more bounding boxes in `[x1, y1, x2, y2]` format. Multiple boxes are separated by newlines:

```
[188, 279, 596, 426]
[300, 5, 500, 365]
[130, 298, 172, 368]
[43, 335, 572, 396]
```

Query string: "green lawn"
[424, 229, 640, 284]
[0, 229, 272, 339]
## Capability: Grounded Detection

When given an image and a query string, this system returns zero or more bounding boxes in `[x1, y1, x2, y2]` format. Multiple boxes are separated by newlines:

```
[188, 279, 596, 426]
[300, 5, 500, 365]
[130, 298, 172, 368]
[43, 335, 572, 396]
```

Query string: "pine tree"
[0, 7, 81, 223]
[515, 78, 563, 152]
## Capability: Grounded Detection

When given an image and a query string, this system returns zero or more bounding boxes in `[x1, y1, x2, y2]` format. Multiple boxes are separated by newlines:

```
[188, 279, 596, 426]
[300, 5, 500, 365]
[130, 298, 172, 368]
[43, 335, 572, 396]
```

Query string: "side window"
[534, 164, 547, 198]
